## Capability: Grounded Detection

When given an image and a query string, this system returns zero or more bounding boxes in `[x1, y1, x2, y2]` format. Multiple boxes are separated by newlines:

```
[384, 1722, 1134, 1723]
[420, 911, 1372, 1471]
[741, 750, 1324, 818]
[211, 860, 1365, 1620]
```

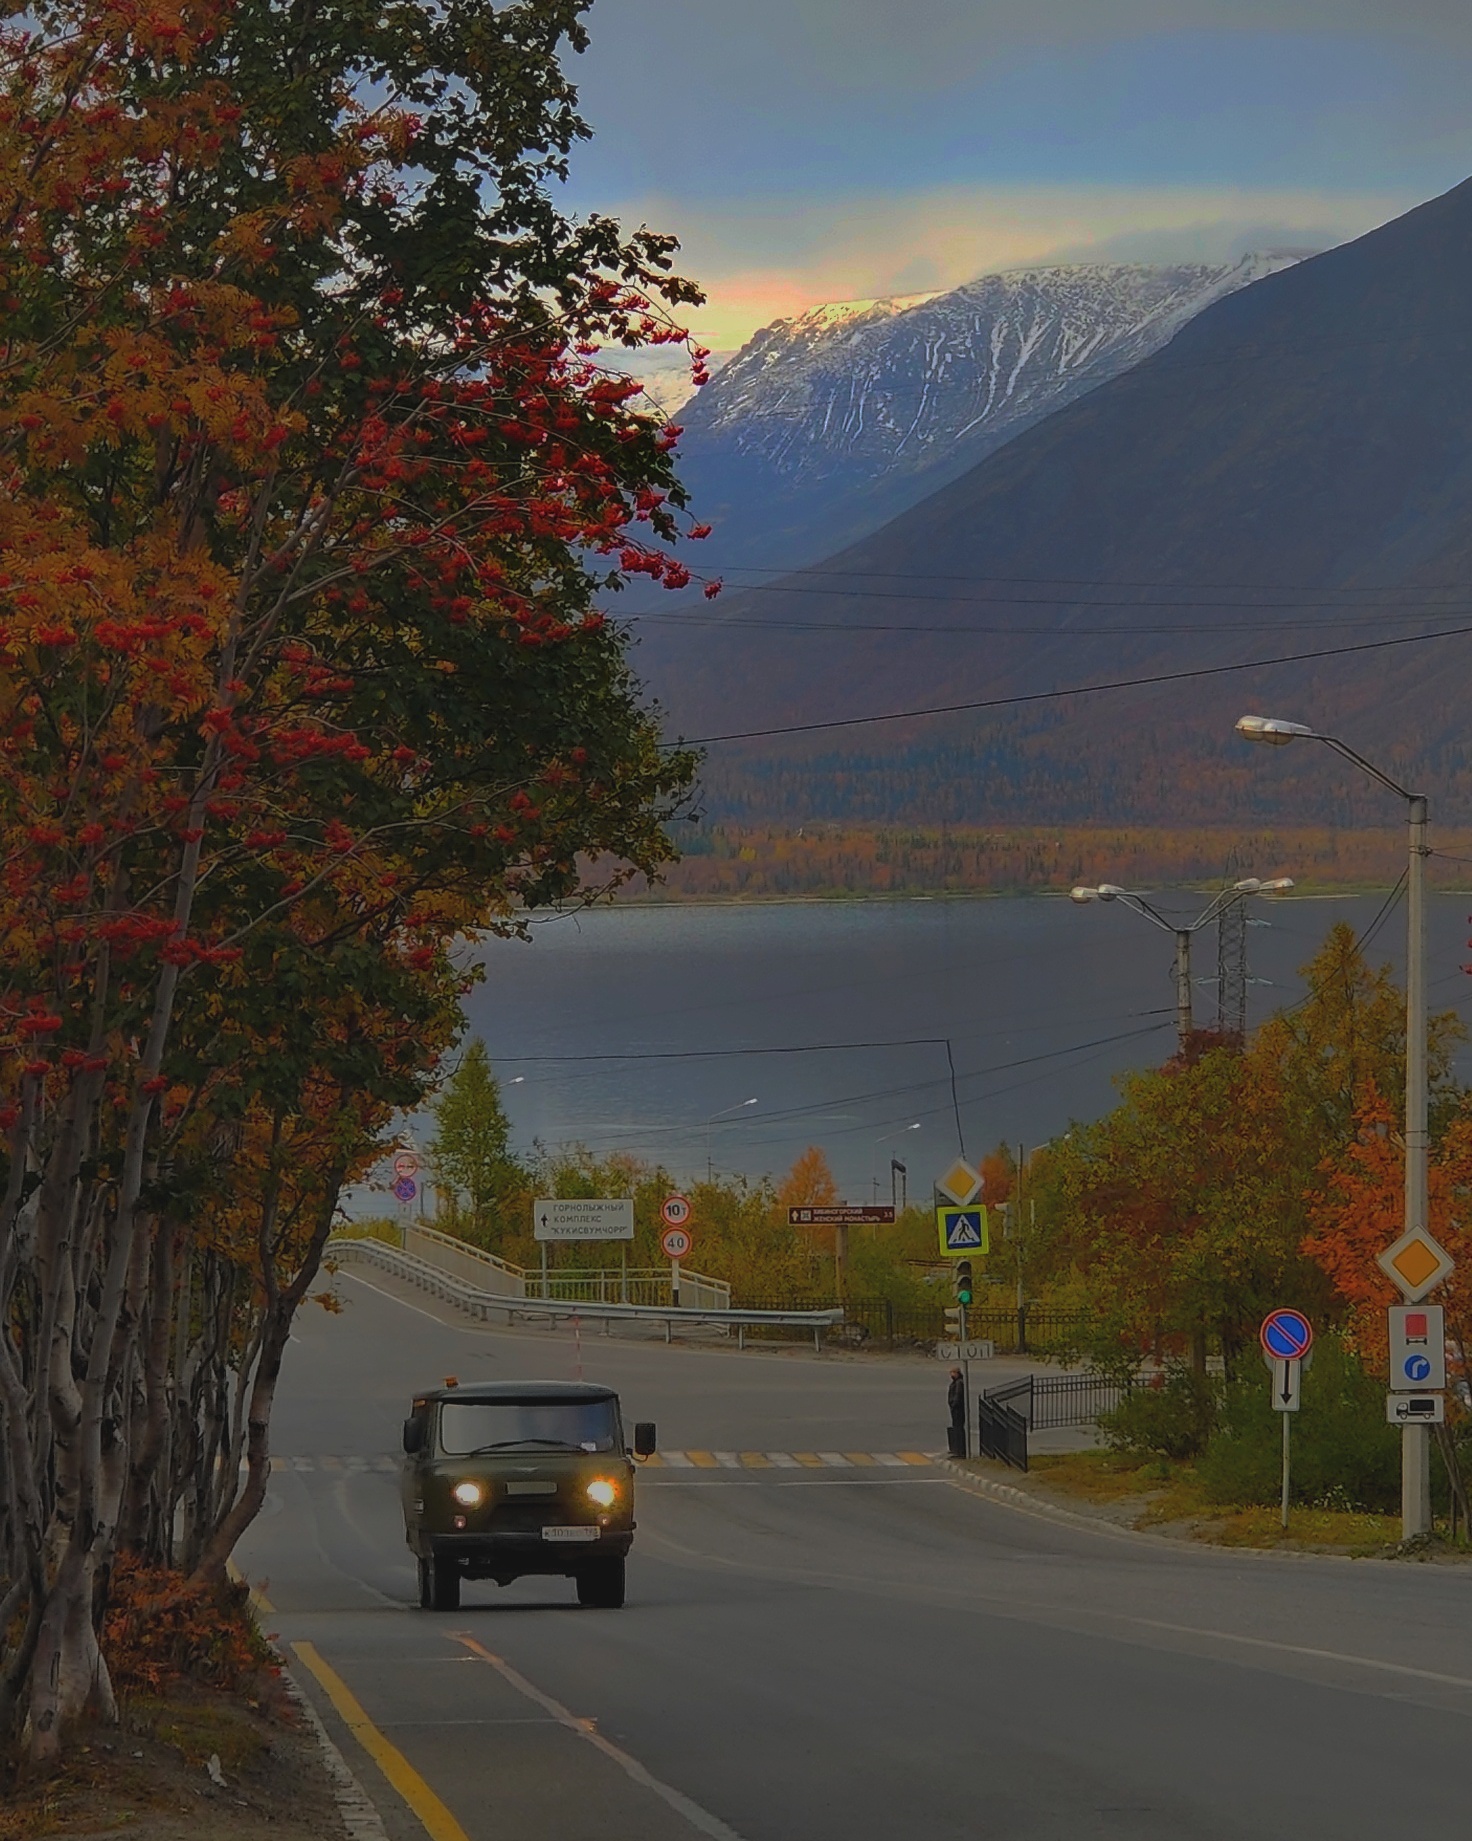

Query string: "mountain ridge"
[666, 253, 1305, 578]
[643, 178, 1472, 830]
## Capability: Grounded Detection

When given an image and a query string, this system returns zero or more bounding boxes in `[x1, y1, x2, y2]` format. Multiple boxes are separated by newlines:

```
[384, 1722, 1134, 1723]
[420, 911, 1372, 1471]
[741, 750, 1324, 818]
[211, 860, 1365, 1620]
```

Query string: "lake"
[458, 892, 1472, 1202]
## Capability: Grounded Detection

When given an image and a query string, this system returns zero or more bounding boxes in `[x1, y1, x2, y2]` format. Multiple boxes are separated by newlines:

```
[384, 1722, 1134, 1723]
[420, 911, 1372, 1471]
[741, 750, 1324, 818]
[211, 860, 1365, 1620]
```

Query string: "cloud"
[626, 183, 1408, 349]
[584, 1, 1472, 104]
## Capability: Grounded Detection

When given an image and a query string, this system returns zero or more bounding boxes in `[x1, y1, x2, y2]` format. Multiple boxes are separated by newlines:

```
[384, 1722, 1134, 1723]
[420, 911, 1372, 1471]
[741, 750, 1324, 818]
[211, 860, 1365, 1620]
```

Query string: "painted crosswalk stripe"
[765, 1452, 801, 1467]
[817, 1452, 851, 1467]
[842, 1452, 876, 1466]
[293, 1456, 315, 1472]
[793, 1453, 825, 1467]
[713, 1452, 741, 1468]
[688, 1451, 719, 1468]
[661, 1451, 695, 1468]
[898, 1452, 932, 1466]
[875, 1453, 907, 1466]
[739, 1452, 772, 1467]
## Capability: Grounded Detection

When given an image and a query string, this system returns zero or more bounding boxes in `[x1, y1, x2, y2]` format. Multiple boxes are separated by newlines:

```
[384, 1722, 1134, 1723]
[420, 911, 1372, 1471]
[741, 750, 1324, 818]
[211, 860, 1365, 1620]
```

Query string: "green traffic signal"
[955, 1260, 973, 1307]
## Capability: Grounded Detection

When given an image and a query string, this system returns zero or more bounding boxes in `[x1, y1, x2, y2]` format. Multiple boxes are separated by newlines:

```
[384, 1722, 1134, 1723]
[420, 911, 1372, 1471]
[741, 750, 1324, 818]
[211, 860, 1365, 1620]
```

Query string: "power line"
[631, 604, 1472, 638]
[632, 591, 1472, 624]
[667, 563, 1472, 596]
[669, 620, 1472, 747]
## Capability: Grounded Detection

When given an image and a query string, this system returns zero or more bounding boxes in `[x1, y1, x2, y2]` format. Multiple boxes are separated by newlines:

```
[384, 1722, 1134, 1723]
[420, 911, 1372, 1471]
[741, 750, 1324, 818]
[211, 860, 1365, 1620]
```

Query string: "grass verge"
[987, 1449, 1438, 1555]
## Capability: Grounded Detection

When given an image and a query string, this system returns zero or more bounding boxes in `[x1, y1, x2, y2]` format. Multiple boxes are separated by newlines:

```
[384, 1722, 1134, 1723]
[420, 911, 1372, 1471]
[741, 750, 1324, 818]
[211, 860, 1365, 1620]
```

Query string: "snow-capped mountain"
[667, 255, 1306, 575]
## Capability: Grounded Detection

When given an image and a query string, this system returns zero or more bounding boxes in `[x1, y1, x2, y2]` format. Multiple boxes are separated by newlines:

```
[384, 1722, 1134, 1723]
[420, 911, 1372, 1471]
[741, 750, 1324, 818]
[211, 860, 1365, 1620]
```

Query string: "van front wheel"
[576, 1558, 625, 1609]
[420, 1554, 460, 1611]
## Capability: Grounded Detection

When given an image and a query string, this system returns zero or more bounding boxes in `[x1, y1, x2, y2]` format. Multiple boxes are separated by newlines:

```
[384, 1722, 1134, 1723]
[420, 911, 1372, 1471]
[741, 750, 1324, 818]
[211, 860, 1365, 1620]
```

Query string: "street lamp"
[1236, 713, 1430, 1539]
[872, 1122, 920, 1202]
[1071, 878, 1294, 1049]
[706, 1097, 758, 1182]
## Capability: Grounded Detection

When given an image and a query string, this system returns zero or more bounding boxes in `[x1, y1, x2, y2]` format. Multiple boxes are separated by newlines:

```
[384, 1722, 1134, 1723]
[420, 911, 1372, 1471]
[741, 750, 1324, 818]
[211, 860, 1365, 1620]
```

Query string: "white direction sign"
[1270, 1358, 1302, 1413]
[533, 1198, 635, 1242]
[935, 1158, 983, 1207]
[1387, 1393, 1446, 1424]
[936, 1340, 995, 1363]
[1388, 1305, 1446, 1392]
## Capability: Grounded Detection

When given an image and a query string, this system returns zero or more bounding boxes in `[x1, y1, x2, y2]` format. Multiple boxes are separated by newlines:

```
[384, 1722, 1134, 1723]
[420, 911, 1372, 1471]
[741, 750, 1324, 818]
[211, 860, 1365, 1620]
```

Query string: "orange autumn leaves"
[1304, 1091, 1472, 1367]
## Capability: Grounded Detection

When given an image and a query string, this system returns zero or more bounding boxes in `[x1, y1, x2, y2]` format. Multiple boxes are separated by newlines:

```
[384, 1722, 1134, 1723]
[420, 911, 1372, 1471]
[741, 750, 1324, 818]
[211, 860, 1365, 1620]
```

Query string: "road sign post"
[1377, 1227, 1454, 1539]
[1261, 1312, 1313, 1531]
[661, 1224, 694, 1306]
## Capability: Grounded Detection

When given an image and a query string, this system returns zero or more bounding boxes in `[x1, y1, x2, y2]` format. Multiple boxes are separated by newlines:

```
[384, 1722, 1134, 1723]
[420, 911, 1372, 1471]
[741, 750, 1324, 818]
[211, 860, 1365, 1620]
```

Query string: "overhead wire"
[666, 619, 1472, 746]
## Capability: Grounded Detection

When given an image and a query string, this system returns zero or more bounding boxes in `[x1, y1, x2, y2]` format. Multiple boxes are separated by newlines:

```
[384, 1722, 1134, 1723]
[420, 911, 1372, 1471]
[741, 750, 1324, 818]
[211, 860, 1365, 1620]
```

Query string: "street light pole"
[872, 1122, 920, 1201]
[1236, 715, 1431, 1537]
[1071, 879, 1294, 1052]
[706, 1097, 758, 1183]
[1173, 929, 1193, 1047]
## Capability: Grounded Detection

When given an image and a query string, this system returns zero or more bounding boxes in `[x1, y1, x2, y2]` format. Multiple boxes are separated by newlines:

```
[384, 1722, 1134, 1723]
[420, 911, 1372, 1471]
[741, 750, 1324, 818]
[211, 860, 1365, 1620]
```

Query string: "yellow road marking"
[898, 1452, 932, 1466]
[688, 1450, 719, 1467]
[793, 1452, 825, 1467]
[739, 1452, 771, 1467]
[843, 1452, 876, 1466]
[293, 1640, 470, 1841]
[641, 1452, 666, 1467]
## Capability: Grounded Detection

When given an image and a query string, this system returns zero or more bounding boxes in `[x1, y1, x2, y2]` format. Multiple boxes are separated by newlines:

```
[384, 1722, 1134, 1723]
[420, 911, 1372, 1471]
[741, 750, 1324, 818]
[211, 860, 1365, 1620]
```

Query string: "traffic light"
[944, 1305, 963, 1337]
[955, 1261, 974, 1307]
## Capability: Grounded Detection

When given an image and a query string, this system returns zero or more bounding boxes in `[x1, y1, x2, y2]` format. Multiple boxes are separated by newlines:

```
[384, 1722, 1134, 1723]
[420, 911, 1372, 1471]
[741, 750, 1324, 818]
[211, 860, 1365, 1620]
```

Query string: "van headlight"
[452, 1480, 484, 1508]
[586, 1478, 618, 1508]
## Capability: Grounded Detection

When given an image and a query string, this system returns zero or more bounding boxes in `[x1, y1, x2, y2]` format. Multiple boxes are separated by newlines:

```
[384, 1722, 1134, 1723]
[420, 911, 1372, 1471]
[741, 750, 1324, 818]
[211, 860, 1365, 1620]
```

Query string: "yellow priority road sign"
[937, 1206, 989, 1256]
[1376, 1225, 1455, 1302]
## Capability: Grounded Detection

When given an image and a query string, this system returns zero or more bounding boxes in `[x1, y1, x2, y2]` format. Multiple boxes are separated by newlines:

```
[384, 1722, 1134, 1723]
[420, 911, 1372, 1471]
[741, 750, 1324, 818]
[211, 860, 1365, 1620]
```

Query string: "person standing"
[947, 1366, 965, 1448]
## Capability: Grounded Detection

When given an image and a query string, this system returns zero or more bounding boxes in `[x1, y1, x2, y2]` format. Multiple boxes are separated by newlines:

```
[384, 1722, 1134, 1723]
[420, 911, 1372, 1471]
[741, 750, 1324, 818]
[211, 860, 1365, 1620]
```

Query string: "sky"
[558, 0, 1472, 351]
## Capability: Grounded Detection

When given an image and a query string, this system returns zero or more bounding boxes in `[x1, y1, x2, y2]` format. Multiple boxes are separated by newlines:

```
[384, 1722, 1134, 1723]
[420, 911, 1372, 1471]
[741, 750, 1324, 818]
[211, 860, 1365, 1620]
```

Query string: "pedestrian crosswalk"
[266, 1450, 937, 1473]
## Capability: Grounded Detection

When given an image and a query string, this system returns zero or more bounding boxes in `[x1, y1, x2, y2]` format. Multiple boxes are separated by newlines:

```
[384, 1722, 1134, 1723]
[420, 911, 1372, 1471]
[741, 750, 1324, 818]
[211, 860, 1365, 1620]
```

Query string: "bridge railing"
[325, 1236, 839, 1348]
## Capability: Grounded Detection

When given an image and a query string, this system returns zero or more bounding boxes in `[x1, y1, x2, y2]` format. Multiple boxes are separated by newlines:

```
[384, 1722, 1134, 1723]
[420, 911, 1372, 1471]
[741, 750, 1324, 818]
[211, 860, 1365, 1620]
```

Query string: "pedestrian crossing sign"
[937, 1206, 988, 1255]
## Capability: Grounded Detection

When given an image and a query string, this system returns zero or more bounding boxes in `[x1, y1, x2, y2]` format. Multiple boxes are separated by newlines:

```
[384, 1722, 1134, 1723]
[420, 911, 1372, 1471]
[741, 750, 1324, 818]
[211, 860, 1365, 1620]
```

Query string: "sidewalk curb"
[284, 1672, 394, 1841]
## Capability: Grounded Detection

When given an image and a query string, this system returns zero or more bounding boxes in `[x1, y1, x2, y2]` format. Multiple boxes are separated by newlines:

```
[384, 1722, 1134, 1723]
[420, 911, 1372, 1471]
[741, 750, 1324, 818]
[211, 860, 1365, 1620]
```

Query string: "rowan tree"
[0, 0, 709, 1757]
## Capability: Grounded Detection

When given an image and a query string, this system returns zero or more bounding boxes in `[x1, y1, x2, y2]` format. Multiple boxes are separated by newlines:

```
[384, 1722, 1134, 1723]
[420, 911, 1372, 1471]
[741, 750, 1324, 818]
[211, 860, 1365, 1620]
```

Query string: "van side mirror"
[633, 1421, 656, 1457]
[402, 1415, 426, 1454]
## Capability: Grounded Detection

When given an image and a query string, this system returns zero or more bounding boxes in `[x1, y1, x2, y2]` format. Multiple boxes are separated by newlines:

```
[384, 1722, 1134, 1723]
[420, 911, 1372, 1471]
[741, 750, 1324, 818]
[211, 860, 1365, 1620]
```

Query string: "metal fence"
[978, 1389, 1029, 1470]
[728, 1298, 1086, 1353]
[975, 1370, 1132, 1470]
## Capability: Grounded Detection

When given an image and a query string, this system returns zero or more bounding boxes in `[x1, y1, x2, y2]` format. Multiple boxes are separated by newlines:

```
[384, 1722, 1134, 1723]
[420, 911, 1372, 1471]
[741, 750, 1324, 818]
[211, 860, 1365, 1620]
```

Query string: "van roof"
[413, 1380, 618, 1405]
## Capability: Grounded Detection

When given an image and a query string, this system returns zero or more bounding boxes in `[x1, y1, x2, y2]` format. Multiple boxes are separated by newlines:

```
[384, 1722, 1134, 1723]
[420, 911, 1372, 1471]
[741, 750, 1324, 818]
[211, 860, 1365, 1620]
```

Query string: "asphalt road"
[239, 1269, 1472, 1841]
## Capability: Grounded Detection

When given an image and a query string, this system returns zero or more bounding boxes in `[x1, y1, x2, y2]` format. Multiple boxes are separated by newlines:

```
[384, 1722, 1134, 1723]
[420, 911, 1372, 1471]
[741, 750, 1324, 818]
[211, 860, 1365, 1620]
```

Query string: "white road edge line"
[1121, 1614, 1472, 1692]
[450, 1632, 747, 1841]
[340, 1270, 473, 1328]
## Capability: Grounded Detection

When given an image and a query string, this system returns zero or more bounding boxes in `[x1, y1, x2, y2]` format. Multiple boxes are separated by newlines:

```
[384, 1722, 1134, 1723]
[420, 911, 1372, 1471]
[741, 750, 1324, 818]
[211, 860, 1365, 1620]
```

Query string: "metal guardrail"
[326, 1236, 843, 1349]
[400, 1223, 732, 1310]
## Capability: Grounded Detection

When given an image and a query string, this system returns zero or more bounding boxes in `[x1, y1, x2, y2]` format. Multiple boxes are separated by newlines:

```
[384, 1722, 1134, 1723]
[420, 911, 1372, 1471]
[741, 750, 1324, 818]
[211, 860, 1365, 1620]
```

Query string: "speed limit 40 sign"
[661, 1225, 694, 1261]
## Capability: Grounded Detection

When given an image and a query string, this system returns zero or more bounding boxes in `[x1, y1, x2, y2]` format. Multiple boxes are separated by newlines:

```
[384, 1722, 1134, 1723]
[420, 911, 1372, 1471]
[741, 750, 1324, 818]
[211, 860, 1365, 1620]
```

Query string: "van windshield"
[437, 1397, 620, 1456]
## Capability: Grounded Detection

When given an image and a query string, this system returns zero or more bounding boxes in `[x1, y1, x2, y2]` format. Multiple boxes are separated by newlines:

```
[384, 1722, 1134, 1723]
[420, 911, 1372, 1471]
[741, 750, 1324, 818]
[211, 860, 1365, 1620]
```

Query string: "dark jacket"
[947, 1373, 966, 1424]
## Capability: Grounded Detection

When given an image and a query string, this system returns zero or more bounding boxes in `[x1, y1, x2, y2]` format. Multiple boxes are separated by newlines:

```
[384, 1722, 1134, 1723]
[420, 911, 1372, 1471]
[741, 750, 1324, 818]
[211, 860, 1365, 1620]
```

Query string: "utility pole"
[1216, 894, 1249, 1039]
[1072, 879, 1294, 1053]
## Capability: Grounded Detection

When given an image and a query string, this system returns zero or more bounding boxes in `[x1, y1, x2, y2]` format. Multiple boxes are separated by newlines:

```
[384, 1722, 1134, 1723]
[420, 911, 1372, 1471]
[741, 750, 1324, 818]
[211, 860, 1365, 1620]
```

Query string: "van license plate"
[542, 1525, 598, 1543]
